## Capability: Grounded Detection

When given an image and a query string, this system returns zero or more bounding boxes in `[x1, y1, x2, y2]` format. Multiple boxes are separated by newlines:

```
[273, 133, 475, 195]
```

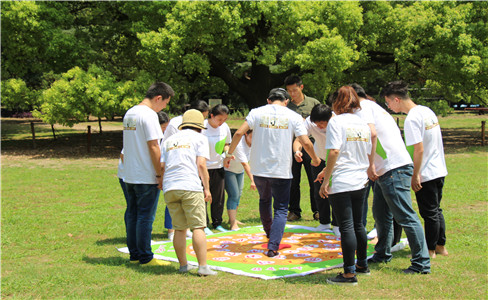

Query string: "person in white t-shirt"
[316, 86, 372, 285]
[119, 111, 172, 239]
[292, 104, 338, 233]
[202, 104, 232, 233]
[122, 82, 173, 267]
[352, 83, 430, 275]
[161, 109, 217, 276]
[383, 80, 448, 259]
[351, 84, 405, 248]
[162, 100, 209, 143]
[224, 129, 256, 231]
[224, 88, 321, 258]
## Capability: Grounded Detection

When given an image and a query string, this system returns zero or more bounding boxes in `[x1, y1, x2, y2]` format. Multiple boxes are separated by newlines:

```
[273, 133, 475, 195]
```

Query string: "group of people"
[118, 77, 448, 284]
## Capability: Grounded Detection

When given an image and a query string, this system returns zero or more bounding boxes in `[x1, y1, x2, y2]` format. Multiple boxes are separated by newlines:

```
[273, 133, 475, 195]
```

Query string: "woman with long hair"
[317, 86, 372, 285]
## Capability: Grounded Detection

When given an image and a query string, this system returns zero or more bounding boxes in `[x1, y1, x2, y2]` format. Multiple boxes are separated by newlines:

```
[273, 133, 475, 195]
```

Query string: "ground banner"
[118, 225, 376, 280]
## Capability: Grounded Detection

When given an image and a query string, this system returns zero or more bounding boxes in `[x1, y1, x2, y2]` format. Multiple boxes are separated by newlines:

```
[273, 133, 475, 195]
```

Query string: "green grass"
[2, 115, 488, 298]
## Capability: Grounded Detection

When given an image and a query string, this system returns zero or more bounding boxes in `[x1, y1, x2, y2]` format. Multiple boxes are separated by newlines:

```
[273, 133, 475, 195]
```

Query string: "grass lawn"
[1, 113, 487, 298]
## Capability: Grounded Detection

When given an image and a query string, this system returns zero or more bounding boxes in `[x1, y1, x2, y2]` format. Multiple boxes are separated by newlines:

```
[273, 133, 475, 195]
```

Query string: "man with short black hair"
[225, 88, 321, 257]
[284, 75, 321, 222]
[123, 81, 174, 267]
[383, 80, 448, 260]
[363, 80, 431, 274]
[292, 104, 337, 232]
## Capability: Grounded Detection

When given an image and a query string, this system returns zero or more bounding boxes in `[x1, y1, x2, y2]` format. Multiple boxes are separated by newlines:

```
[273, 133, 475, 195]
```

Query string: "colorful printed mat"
[118, 225, 376, 280]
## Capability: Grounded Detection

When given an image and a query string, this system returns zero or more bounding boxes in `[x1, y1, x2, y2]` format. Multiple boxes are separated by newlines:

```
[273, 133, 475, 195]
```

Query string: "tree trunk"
[98, 117, 103, 135]
[51, 124, 57, 140]
[208, 54, 299, 109]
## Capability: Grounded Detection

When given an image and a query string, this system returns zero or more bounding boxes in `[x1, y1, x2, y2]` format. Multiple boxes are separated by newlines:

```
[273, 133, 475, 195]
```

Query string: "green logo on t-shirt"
[215, 138, 226, 155]
[376, 140, 387, 160]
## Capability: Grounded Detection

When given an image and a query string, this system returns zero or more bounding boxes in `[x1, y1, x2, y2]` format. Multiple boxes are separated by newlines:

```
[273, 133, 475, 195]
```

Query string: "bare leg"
[173, 229, 188, 267]
[192, 228, 208, 266]
[227, 209, 239, 230]
[435, 245, 449, 256]
[429, 249, 437, 258]
[236, 206, 244, 225]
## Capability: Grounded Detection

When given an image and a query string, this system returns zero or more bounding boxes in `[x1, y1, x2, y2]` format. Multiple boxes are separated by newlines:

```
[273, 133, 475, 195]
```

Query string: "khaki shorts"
[164, 190, 206, 231]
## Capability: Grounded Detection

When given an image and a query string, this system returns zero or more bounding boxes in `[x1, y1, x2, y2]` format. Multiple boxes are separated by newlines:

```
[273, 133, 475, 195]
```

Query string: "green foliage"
[1, 78, 39, 111]
[416, 99, 452, 117]
[138, 1, 363, 107]
[1, 1, 82, 85]
[2, 1, 487, 118]
[33, 66, 119, 126]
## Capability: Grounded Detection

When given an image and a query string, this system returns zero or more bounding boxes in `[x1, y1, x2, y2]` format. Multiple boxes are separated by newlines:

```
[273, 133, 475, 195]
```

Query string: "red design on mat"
[261, 243, 292, 250]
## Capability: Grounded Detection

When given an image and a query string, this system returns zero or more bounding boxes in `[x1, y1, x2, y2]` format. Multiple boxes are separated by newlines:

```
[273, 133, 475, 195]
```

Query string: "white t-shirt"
[326, 113, 371, 194]
[304, 116, 327, 160]
[355, 100, 413, 176]
[117, 148, 124, 180]
[162, 115, 183, 142]
[246, 104, 308, 179]
[225, 135, 251, 174]
[404, 105, 448, 182]
[161, 129, 210, 193]
[122, 105, 163, 184]
[202, 120, 232, 169]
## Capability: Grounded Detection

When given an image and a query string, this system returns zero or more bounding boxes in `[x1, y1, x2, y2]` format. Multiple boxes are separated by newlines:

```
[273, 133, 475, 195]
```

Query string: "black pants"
[312, 161, 337, 226]
[207, 168, 226, 228]
[329, 188, 368, 272]
[415, 177, 446, 250]
[289, 149, 316, 217]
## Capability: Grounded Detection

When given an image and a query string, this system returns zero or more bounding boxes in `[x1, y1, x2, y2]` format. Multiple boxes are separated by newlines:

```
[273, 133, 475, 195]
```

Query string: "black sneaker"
[367, 257, 389, 264]
[266, 250, 279, 258]
[403, 268, 430, 275]
[327, 273, 358, 286]
[355, 266, 371, 276]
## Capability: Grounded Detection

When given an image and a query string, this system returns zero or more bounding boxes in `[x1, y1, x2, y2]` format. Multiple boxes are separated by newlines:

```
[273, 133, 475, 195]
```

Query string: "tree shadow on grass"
[96, 237, 127, 246]
[82, 255, 177, 275]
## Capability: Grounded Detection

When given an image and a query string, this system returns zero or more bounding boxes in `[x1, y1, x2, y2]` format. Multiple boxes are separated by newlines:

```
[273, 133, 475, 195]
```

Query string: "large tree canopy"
[1, 1, 487, 123]
[138, 1, 362, 108]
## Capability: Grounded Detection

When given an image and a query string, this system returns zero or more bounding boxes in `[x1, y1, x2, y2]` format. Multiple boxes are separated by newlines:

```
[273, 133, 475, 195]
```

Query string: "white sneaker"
[186, 230, 193, 238]
[391, 238, 409, 252]
[179, 264, 198, 273]
[315, 223, 332, 232]
[198, 265, 217, 276]
[332, 226, 341, 237]
[204, 227, 214, 236]
[168, 231, 174, 241]
[367, 228, 377, 240]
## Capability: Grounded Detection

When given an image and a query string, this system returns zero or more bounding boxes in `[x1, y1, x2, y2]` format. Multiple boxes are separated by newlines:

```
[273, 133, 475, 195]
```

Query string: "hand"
[311, 158, 321, 167]
[319, 181, 329, 198]
[157, 177, 163, 190]
[367, 165, 378, 181]
[314, 170, 325, 183]
[250, 182, 257, 191]
[294, 151, 303, 163]
[204, 189, 212, 203]
[411, 174, 422, 192]
[223, 156, 235, 168]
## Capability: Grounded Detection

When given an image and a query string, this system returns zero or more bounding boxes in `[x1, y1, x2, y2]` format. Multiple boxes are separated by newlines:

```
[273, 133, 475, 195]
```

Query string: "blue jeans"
[329, 188, 368, 274]
[372, 164, 431, 273]
[125, 183, 160, 264]
[225, 170, 244, 210]
[254, 176, 292, 251]
[164, 206, 173, 230]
